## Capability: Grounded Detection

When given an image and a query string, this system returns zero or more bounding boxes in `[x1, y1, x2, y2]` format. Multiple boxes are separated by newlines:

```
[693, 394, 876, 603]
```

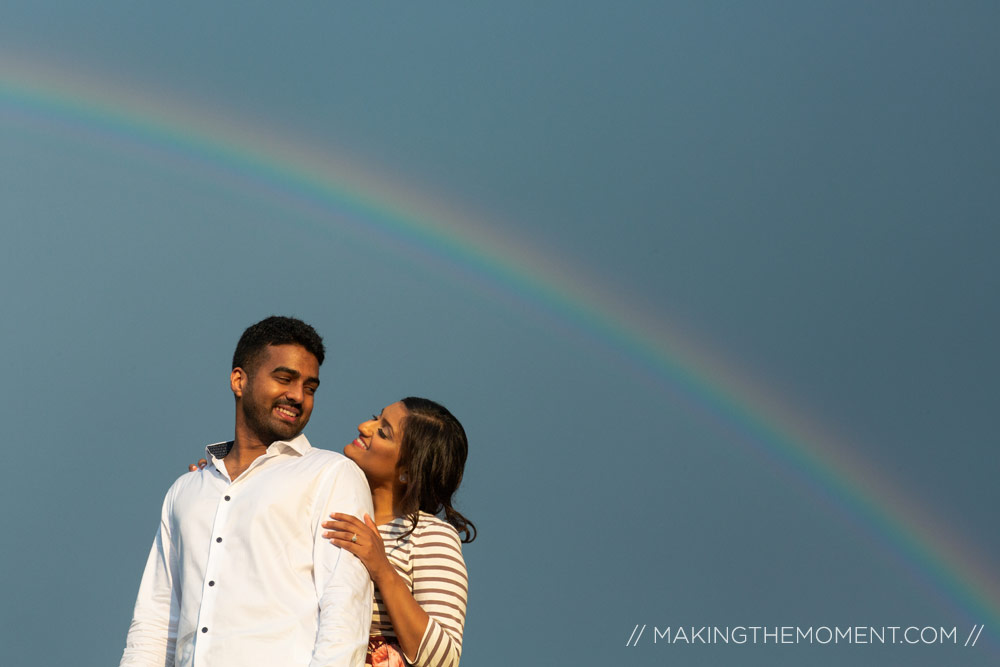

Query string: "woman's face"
[344, 401, 409, 487]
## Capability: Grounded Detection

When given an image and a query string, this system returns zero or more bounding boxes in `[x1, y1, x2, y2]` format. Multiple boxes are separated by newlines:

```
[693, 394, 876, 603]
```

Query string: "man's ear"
[231, 367, 248, 398]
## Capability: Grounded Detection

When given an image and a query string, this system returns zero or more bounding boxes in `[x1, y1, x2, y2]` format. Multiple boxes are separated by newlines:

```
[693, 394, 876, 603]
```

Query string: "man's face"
[236, 344, 320, 444]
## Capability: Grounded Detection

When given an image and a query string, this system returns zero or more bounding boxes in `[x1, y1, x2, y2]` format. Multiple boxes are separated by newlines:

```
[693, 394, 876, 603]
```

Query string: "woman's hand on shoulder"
[323, 513, 394, 584]
[188, 458, 208, 472]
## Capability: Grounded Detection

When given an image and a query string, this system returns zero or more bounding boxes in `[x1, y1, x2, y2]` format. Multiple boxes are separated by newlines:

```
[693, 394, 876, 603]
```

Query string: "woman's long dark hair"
[395, 397, 476, 543]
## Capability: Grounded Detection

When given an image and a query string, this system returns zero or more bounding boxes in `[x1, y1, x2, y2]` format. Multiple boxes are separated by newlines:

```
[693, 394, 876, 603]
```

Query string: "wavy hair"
[395, 397, 476, 543]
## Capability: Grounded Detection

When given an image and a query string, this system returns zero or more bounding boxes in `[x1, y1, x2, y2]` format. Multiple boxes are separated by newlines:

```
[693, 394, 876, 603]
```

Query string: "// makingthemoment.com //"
[624, 624, 985, 647]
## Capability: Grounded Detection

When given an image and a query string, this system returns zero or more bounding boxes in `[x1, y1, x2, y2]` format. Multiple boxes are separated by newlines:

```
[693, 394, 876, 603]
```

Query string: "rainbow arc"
[2, 53, 996, 644]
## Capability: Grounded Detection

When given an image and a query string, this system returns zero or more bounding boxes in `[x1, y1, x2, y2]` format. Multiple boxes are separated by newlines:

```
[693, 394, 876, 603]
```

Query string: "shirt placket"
[191, 450, 278, 663]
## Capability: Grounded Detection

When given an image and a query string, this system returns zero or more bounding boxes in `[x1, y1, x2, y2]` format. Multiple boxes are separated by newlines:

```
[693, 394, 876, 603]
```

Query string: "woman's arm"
[403, 519, 468, 667]
[324, 513, 430, 658]
[324, 514, 468, 667]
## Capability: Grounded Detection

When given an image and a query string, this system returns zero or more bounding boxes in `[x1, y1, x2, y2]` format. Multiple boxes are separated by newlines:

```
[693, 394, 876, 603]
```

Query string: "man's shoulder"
[158, 466, 208, 503]
[300, 445, 353, 467]
[297, 446, 367, 480]
[164, 440, 229, 492]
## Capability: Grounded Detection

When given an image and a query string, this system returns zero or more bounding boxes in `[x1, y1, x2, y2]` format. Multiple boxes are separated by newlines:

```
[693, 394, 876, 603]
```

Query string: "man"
[121, 316, 373, 667]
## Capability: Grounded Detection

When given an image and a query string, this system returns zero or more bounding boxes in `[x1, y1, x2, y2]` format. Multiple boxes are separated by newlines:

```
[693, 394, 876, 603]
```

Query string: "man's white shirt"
[121, 434, 373, 667]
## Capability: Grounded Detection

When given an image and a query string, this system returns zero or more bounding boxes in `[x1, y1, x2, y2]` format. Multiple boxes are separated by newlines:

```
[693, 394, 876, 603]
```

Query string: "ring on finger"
[351, 533, 358, 543]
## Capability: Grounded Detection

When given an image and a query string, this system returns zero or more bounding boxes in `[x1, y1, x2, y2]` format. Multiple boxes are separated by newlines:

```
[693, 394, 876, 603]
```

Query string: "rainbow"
[2, 53, 997, 644]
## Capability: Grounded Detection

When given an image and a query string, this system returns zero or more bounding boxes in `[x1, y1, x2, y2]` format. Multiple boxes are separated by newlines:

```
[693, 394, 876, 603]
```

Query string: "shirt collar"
[204, 432, 312, 459]
[271, 432, 312, 455]
[205, 441, 233, 459]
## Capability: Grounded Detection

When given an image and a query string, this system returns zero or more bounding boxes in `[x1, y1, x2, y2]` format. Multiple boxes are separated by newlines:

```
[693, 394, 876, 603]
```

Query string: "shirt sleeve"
[120, 485, 181, 667]
[309, 459, 375, 667]
[408, 521, 469, 667]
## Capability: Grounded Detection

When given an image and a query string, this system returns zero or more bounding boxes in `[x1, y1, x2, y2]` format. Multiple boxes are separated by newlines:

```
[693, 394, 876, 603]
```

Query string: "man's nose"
[284, 382, 305, 403]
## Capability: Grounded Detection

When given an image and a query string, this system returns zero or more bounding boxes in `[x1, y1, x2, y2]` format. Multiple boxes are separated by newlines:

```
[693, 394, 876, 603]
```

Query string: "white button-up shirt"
[121, 434, 373, 667]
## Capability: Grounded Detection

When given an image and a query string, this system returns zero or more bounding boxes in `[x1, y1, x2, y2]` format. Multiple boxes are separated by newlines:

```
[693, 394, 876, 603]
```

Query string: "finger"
[328, 532, 368, 552]
[198, 459, 208, 469]
[323, 530, 348, 542]
[329, 537, 363, 555]
[324, 529, 363, 544]
[320, 520, 355, 530]
[327, 515, 364, 530]
[363, 514, 379, 532]
[188, 464, 198, 472]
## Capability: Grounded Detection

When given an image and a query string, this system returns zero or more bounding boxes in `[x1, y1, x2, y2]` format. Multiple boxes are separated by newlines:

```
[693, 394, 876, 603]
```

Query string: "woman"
[324, 397, 474, 667]
[190, 397, 473, 667]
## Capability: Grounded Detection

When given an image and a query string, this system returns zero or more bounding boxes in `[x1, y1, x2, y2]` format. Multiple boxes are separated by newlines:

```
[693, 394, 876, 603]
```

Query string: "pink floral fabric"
[366, 635, 406, 667]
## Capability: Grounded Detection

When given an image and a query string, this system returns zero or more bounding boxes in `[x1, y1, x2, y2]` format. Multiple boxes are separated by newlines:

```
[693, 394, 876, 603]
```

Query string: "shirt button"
[224, 495, 231, 501]
[208, 580, 215, 586]
[216, 537, 223, 543]
[201, 627, 208, 633]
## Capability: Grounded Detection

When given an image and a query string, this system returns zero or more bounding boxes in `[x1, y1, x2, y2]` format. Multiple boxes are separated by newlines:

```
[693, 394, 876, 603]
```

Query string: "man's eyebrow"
[271, 366, 320, 387]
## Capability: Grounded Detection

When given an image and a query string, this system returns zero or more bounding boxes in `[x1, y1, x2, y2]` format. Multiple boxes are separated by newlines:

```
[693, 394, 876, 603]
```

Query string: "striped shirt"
[372, 512, 468, 667]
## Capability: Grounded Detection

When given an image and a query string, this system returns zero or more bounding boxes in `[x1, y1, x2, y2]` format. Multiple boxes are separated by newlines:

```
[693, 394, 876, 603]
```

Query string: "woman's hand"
[322, 513, 394, 584]
[188, 459, 208, 472]
[327, 513, 433, 660]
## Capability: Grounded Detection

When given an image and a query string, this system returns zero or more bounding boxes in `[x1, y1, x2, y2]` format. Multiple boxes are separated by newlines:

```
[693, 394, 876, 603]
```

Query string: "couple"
[120, 316, 473, 667]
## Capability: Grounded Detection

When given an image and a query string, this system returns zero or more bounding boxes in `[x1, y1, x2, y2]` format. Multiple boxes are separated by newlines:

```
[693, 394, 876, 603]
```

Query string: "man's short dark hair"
[232, 316, 325, 373]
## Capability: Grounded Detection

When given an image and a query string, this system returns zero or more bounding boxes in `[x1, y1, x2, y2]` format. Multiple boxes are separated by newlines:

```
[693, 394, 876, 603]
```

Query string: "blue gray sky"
[1, 3, 998, 666]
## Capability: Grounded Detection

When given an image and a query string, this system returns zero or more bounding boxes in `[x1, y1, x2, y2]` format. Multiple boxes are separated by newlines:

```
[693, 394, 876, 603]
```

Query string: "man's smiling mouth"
[274, 405, 300, 421]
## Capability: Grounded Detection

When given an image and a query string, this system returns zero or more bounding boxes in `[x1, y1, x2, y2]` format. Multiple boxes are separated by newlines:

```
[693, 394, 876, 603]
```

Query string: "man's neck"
[224, 430, 273, 481]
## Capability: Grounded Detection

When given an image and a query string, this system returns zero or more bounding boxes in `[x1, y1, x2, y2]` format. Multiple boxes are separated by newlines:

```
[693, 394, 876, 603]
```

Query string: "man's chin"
[265, 421, 305, 443]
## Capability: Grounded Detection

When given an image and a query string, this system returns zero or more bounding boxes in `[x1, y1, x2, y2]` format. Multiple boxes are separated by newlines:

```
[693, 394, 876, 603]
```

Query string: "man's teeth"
[276, 407, 297, 417]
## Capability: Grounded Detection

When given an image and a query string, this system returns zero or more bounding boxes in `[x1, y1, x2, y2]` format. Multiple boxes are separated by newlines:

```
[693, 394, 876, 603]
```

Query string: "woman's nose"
[357, 419, 375, 436]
